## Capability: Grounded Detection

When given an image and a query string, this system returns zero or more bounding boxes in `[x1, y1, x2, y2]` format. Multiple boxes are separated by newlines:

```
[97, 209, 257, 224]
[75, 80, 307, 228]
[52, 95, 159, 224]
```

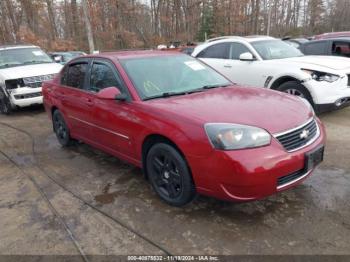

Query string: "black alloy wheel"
[52, 110, 73, 147]
[146, 143, 196, 206]
[278, 81, 314, 106]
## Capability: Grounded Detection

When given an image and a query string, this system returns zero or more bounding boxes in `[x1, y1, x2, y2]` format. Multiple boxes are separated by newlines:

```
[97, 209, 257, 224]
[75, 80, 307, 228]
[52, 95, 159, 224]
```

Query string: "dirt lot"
[0, 105, 349, 257]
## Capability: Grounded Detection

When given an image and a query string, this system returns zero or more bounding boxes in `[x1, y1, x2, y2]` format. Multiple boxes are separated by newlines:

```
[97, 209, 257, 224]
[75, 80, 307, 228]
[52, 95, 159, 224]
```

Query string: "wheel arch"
[141, 134, 191, 180]
[270, 76, 315, 105]
[269, 76, 301, 90]
[51, 106, 59, 115]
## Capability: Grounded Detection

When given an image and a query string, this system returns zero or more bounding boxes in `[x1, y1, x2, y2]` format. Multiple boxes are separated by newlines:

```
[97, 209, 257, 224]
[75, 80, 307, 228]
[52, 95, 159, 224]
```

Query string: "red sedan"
[43, 51, 326, 206]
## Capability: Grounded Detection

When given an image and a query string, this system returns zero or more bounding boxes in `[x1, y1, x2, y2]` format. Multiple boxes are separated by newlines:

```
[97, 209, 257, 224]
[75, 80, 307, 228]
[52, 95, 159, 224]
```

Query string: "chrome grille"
[22, 74, 55, 88]
[275, 119, 319, 152]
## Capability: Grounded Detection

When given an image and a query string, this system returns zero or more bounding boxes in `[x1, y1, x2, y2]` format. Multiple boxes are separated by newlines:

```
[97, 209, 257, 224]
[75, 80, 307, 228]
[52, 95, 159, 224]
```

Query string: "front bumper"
[188, 119, 326, 202]
[305, 77, 350, 107]
[316, 98, 350, 113]
[8, 87, 43, 107]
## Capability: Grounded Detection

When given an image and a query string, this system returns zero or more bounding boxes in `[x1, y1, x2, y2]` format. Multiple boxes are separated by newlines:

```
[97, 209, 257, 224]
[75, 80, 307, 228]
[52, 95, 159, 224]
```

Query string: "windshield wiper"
[143, 91, 190, 101]
[0, 63, 22, 68]
[23, 60, 53, 64]
[143, 84, 231, 101]
[201, 84, 231, 89]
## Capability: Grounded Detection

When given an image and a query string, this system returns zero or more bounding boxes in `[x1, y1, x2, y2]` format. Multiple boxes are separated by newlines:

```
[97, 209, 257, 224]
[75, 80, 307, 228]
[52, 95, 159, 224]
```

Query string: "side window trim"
[61, 58, 91, 89]
[87, 58, 132, 101]
[229, 42, 252, 60]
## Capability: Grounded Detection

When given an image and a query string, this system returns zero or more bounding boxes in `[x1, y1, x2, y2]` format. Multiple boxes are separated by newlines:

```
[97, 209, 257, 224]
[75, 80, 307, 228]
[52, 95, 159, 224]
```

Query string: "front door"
[86, 59, 135, 159]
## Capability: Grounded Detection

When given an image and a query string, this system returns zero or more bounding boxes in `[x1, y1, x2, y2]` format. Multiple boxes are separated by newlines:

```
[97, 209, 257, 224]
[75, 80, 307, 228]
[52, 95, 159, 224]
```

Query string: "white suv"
[0, 45, 62, 114]
[192, 36, 350, 112]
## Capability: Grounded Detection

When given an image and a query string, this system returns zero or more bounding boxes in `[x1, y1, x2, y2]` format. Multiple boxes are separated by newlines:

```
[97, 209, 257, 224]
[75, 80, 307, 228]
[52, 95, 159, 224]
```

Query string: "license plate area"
[305, 146, 324, 171]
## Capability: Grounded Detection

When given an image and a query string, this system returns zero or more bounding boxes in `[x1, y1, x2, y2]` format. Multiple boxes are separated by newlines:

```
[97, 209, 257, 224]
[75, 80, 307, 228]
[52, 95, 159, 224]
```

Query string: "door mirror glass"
[54, 55, 63, 63]
[96, 86, 123, 100]
[239, 52, 254, 61]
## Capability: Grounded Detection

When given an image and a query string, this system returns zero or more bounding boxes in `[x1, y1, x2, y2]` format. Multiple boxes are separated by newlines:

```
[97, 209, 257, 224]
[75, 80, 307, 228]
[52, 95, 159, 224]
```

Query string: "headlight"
[205, 123, 271, 150]
[301, 69, 340, 83]
[5, 79, 25, 89]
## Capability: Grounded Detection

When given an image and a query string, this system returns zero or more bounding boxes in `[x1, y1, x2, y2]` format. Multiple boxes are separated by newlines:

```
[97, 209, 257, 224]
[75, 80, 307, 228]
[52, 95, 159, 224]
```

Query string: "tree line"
[0, 0, 349, 53]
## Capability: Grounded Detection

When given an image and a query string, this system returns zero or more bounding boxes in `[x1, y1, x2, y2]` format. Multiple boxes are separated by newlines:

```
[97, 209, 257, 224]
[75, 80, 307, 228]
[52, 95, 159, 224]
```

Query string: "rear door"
[59, 59, 94, 141]
[86, 59, 136, 159]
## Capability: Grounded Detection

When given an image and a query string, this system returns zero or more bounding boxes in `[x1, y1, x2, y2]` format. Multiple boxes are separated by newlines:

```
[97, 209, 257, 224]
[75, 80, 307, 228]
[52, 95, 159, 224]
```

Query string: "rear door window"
[197, 43, 231, 59]
[63, 63, 88, 89]
[304, 42, 327, 55]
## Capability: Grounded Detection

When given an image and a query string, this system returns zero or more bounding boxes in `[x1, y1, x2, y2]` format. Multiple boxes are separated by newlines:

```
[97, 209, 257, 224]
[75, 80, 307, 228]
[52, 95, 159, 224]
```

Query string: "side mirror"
[54, 56, 62, 63]
[96, 86, 127, 101]
[239, 52, 255, 61]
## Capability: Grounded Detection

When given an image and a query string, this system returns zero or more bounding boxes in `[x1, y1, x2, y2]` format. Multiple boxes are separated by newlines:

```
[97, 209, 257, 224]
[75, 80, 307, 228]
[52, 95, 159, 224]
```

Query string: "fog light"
[335, 99, 346, 107]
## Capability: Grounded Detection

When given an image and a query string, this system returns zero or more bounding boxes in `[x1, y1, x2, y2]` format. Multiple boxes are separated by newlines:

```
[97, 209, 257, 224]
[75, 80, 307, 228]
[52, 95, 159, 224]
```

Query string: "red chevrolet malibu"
[43, 51, 326, 206]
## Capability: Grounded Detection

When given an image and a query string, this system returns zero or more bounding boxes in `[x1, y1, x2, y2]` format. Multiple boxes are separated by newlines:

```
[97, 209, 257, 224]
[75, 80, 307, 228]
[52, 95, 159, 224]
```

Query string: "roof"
[205, 35, 275, 43]
[0, 44, 38, 51]
[305, 37, 350, 43]
[315, 31, 350, 39]
[85, 50, 182, 60]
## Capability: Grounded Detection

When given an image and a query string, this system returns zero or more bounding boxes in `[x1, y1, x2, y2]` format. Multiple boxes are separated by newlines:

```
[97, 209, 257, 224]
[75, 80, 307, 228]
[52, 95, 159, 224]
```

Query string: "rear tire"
[146, 143, 196, 206]
[0, 89, 12, 115]
[277, 81, 314, 106]
[52, 110, 74, 147]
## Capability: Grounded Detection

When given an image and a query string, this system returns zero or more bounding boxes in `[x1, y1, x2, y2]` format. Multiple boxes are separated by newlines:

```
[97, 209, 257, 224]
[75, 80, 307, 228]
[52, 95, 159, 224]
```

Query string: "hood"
[280, 56, 350, 71]
[0, 63, 63, 80]
[146, 86, 314, 134]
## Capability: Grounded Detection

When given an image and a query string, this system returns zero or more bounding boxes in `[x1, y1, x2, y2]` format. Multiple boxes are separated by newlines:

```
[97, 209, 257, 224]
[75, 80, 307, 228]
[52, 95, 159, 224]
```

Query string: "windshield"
[120, 55, 231, 100]
[252, 40, 304, 60]
[0, 47, 53, 69]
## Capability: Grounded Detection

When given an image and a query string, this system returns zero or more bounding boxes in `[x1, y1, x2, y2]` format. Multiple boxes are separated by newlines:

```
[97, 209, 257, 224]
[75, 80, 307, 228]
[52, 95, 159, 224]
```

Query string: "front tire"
[0, 89, 12, 115]
[146, 143, 196, 206]
[52, 110, 74, 147]
[277, 81, 314, 106]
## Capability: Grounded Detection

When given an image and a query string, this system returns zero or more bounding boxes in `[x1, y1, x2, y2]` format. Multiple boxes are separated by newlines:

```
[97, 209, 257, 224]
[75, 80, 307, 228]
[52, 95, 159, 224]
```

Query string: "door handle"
[224, 64, 232, 68]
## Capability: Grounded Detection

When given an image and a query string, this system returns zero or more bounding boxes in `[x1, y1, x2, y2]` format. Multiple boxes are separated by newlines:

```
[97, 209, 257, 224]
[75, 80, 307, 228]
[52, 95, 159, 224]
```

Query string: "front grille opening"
[277, 169, 306, 188]
[14, 92, 42, 100]
[347, 74, 350, 87]
[275, 119, 318, 152]
[23, 74, 55, 88]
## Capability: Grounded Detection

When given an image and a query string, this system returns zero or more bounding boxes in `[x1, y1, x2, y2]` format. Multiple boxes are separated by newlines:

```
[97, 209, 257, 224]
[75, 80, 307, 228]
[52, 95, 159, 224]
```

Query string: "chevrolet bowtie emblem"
[300, 129, 310, 139]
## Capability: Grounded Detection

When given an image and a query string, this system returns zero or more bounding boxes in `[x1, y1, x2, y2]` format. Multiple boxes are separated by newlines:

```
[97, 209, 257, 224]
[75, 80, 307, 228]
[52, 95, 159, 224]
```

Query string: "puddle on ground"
[94, 191, 121, 205]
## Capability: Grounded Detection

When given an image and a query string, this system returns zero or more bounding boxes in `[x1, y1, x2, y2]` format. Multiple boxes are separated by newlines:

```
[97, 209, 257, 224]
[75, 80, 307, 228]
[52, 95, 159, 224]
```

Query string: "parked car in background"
[49, 51, 86, 64]
[158, 41, 198, 55]
[0, 45, 62, 114]
[300, 38, 350, 58]
[314, 31, 350, 40]
[283, 37, 309, 49]
[43, 51, 325, 206]
[192, 36, 350, 113]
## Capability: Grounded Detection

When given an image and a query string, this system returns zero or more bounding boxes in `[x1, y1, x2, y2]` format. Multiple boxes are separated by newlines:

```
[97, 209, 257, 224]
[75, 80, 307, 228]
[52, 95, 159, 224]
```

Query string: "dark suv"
[300, 38, 350, 58]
